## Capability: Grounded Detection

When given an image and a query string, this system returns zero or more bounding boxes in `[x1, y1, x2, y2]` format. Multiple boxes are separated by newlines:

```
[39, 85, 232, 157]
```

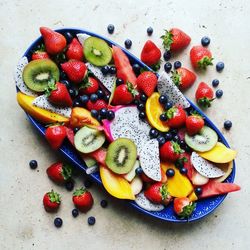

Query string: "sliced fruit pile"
[16, 27, 240, 220]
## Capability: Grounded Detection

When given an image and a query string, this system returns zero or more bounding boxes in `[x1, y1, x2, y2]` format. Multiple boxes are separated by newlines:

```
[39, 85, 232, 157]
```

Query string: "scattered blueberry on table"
[100, 200, 108, 208]
[164, 62, 172, 73]
[72, 208, 79, 218]
[163, 50, 171, 61]
[147, 26, 153, 36]
[84, 179, 92, 188]
[54, 217, 63, 228]
[201, 36, 210, 46]
[107, 24, 115, 34]
[212, 79, 220, 87]
[224, 120, 232, 130]
[29, 160, 38, 169]
[88, 216, 96, 225]
[216, 89, 223, 98]
[124, 39, 132, 49]
[216, 62, 225, 72]
[65, 180, 74, 191]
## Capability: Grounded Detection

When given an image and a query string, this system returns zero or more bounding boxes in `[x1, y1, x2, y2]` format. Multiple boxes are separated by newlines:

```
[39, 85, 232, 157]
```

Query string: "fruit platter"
[15, 27, 240, 222]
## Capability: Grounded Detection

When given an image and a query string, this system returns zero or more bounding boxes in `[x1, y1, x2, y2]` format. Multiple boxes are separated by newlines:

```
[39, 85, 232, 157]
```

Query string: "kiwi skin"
[105, 138, 137, 175]
[23, 59, 59, 92]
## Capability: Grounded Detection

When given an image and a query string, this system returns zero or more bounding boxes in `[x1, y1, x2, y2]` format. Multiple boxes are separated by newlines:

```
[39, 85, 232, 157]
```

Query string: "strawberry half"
[140, 40, 161, 67]
[136, 71, 157, 97]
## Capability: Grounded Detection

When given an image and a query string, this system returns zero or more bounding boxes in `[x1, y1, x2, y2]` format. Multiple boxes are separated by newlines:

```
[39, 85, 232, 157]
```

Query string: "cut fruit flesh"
[130, 176, 143, 195]
[191, 170, 209, 186]
[124, 160, 140, 182]
[74, 126, 105, 153]
[185, 126, 218, 152]
[214, 161, 233, 182]
[84, 37, 112, 66]
[82, 156, 97, 168]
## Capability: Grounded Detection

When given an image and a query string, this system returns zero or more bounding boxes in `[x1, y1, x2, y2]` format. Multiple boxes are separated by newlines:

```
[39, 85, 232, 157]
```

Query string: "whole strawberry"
[186, 113, 204, 136]
[86, 99, 108, 111]
[32, 44, 49, 60]
[195, 82, 214, 108]
[140, 40, 161, 67]
[165, 106, 187, 128]
[112, 82, 138, 105]
[72, 187, 93, 213]
[161, 28, 191, 51]
[144, 182, 172, 205]
[45, 125, 67, 149]
[173, 197, 196, 218]
[80, 77, 99, 95]
[136, 71, 157, 97]
[46, 162, 72, 184]
[45, 80, 73, 107]
[43, 190, 61, 212]
[66, 38, 84, 61]
[160, 141, 183, 162]
[61, 60, 87, 83]
[171, 67, 196, 90]
[40, 27, 66, 55]
[190, 45, 213, 70]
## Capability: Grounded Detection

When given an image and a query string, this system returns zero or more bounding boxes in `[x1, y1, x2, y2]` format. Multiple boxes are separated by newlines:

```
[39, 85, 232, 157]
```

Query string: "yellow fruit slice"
[100, 165, 135, 200]
[214, 161, 233, 183]
[162, 162, 193, 198]
[17, 92, 69, 124]
[146, 92, 169, 132]
[188, 191, 198, 202]
[198, 142, 237, 163]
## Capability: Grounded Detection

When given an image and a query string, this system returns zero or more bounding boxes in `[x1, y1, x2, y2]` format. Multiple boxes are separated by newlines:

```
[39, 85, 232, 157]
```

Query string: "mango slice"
[198, 142, 237, 163]
[214, 161, 233, 183]
[188, 191, 198, 202]
[17, 92, 69, 124]
[100, 165, 135, 200]
[161, 162, 193, 198]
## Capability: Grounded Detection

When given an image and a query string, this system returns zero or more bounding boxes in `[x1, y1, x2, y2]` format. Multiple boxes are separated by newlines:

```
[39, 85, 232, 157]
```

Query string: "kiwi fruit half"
[185, 126, 218, 152]
[23, 59, 59, 92]
[105, 138, 137, 174]
[74, 126, 105, 153]
[84, 37, 112, 66]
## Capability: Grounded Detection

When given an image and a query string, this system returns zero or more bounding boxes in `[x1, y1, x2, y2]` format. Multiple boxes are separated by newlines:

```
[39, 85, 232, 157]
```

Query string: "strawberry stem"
[171, 70, 181, 87]
[178, 202, 196, 219]
[197, 56, 213, 70]
[160, 30, 173, 50]
[48, 190, 61, 203]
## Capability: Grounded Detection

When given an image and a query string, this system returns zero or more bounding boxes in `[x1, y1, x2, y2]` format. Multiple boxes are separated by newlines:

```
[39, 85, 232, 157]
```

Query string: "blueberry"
[68, 88, 77, 98]
[216, 62, 224, 72]
[159, 95, 168, 104]
[125, 39, 132, 49]
[99, 108, 108, 119]
[54, 217, 63, 228]
[212, 79, 219, 87]
[133, 99, 139, 105]
[104, 94, 110, 102]
[64, 32, 74, 44]
[106, 110, 115, 121]
[180, 167, 188, 175]
[135, 167, 143, 175]
[60, 71, 67, 81]
[65, 180, 74, 191]
[73, 127, 79, 134]
[216, 89, 223, 98]
[84, 179, 92, 188]
[164, 62, 172, 73]
[73, 100, 81, 107]
[157, 136, 166, 146]
[79, 95, 89, 104]
[140, 94, 147, 102]
[172, 134, 180, 142]
[97, 115, 102, 122]
[139, 111, 146, 119]
[179, 140, 186, 149]
[107, 24, 115, 34]
[88, 216, 96, 225]
[195, 187, 203, 196]
[164, 132, 172, 141]
[164, 101, 173, 110]
[29, 160, 38, 169]
[201, 36, 210, 46]
[90, 94, 98, 102]
[116, 78, 124, 86]
[91, 109, 98, 118]
[132, 64, 141, 75]
[137, 103, 145, 111]
[166, 168, 175, 177]
[149, 128, 159, 138]
[101, 65, 110, 75]
[109, 66, 116, 75]
[224, 120, 232, 130]
[163, 51, 171, 61]
[96, 90, 104, 99]
[174, 61, 182, 69]
[147, 27, 153, 36]
[72, 208, 79, 218]
[100, 200, 108, 208]
[160, 113, 167, 121]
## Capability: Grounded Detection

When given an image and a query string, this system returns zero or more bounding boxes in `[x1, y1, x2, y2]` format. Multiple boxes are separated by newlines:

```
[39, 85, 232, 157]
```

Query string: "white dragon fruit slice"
[135, 192, 164, 212]
[32, 95, 72, 118]
[157, 71, 190, 108]
[14, 57, 38, 97]
[139, 139, 161, 181]
[102, 106, 151, 152]
[191, 152, 225, 178]
[76, 33, 91, 46]
[86, 63, 116, 92]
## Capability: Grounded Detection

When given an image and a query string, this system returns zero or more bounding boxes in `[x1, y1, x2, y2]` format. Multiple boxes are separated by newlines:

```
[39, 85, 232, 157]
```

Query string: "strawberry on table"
[79, 77, 99, 95]
[45, 125, 67, 149]
[165, 106, 187, 128]
[161, 28, 191, 52]
[66, 38, 84, 61]
[32, 44, 49, 60]
[140, 40, 161, 67]
[190, 45, 213, 70]
[43, 190, 61, 212]
[186, 112, 204, 135]
[40, 27, 67, 55]
[136, 71, 157, 97]
[46, 162, 72, 184]
[171, 67, 196, 90]
[160, 141, 183, 162]
[195, 82, 214, 108]
[72, 187, 94, 213]
[174, 197, 196, 219]
[86, 99, 108, 111]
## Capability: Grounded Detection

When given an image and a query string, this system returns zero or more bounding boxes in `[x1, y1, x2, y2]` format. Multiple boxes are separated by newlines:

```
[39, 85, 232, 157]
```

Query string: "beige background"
[0, 0, 250, 249]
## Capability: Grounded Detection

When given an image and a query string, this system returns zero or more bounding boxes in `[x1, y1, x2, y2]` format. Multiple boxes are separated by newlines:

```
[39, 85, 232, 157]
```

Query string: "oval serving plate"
[17, 28, 236, 223]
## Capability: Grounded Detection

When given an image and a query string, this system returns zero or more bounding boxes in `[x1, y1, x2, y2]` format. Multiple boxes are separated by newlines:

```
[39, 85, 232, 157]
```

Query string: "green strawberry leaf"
[62, 164, 72, 180]
[159, 184, 169, 201]
[127, 82, 138, 97]
[165, 107, 177, 119]
[48, 190, 61, 203]
[171, 141, 183, 154]
[171, 70, 181, 87]
[178, 202, 196, 219]
[45, 79, 57, 97]
[161, 30, 173, 51]
[73, 187, 86, 197]
[198, 56, 213, 70]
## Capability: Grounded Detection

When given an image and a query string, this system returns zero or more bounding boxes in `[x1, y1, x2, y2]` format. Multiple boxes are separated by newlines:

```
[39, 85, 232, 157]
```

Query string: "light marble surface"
[0, 0, 250, 249]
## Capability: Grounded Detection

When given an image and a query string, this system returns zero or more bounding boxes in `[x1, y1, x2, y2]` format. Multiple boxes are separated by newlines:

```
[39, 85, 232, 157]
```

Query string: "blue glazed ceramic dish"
[18, 28, 236, 223]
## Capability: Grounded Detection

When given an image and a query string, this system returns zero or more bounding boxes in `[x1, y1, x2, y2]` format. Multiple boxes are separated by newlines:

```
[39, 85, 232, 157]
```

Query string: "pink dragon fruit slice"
[139, 139, 161, 181]
[76, 33, 90, 46]
[157, 72, 190, 108]
[14, 57, 38, 97]
[102, 106, 151, 152]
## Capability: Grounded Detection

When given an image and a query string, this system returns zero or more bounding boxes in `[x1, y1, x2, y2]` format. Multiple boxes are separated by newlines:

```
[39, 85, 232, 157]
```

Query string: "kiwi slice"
[185, 126, 218, 152]
[74, 126, 105, 153]
[22, 59, 59, 92]
[105, 138, 137, 174]
[84, 37, 112, 66]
